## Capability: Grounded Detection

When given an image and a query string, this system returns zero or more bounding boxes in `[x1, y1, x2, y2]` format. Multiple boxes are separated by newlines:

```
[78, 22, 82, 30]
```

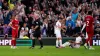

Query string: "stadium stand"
[0, 0, 100, 39]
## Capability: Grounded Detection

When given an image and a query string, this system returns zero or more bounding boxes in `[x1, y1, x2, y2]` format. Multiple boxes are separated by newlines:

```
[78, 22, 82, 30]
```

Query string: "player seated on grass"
[61, 33, 82, 48]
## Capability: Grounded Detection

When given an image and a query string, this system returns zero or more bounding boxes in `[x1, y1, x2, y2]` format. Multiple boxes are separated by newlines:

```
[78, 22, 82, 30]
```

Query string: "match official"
[30, 18, 43, 49]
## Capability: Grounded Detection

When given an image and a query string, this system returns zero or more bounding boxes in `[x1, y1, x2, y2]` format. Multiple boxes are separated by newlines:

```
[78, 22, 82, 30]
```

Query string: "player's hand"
[12, 27, 16, 30]
[80, 30, 82, 33]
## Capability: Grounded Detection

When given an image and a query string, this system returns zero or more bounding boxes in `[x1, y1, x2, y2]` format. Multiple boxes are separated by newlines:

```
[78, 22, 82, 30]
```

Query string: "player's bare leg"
[62, 40, 72, 48]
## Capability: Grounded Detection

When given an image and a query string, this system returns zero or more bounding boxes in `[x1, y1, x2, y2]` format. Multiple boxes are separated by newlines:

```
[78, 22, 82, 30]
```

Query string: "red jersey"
[85, 15, 94, 33]
[11, 19, 19, 30]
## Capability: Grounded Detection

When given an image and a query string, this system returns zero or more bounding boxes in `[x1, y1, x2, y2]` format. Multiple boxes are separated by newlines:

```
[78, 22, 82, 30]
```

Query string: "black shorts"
[33, 31, 41, 38]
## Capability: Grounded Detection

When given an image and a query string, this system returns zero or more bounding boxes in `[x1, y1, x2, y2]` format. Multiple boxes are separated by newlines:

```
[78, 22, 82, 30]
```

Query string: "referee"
[30, 18, 43, 49]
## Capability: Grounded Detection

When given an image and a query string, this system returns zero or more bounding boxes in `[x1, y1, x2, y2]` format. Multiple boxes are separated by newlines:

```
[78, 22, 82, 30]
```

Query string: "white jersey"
[54, 21, 61, 38]
[55, 21, 61, 32]
[75, 36, 82, 43]
[74, 36, 82, 48]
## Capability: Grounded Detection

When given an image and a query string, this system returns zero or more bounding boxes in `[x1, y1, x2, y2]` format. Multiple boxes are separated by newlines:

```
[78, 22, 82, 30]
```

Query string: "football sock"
[11, 40, 14, 46]
[32, 39, 35, 47]
[39, 40, 43, 47]
[90, 38, 92, 46]
[13, 40, 16, 46]
[59, 40, 62, 46]
[84, 43, 87, 46]
[56, 40, 59, 47]
[11, 40, 13, 46]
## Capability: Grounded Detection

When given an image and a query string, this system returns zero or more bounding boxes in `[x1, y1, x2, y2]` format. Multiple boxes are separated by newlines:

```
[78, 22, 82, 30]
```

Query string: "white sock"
[11, 46, 14, 48]
[56, 40, 59, 47]
[90, 46, 92, 48]
[84, 43, 87, 46]
[62, 42, 70, 47]
[59, 40, 62, 47]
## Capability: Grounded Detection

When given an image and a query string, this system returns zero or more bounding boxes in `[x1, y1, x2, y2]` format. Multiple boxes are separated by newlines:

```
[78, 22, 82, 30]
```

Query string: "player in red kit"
[9, 15, 19, 49]
[81, 11, 94, 50]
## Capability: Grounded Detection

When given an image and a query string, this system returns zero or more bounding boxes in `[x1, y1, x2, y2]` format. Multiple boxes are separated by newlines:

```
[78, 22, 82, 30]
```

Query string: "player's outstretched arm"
[81, 23, 86, 33]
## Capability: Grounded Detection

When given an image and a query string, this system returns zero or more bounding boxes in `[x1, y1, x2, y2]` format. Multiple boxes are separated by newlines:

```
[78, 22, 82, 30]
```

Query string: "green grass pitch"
[0, 46, 100, 56]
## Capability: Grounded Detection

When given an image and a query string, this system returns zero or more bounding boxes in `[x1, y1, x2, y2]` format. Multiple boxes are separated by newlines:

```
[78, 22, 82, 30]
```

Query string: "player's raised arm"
[81, 23, 86, 33]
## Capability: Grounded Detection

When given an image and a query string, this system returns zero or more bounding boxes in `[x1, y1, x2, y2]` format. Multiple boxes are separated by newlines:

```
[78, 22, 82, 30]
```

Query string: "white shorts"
[55, 30, 61, 38]
[74, 44, 80, 48]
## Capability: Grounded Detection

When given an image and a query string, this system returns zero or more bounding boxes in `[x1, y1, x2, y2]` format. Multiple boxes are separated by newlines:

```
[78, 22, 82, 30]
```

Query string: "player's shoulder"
[77, 36, 82, 39]
[87, 15, 93, 18]
[11, 19, 15, 22]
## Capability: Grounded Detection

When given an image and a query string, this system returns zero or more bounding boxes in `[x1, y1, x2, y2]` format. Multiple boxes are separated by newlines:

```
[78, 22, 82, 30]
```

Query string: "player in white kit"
[62, 33, 82, 48]
[55, 18, 63, 48]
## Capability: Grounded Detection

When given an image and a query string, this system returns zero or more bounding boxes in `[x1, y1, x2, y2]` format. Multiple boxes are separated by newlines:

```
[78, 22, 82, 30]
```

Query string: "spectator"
[66, 16, 75, 36]
[3, 10, 12, 24]
[29, 25, 34, 38]
[19, 23, 29, 39]
[0, 24, 10, 38]
[0, 0, 99, 38]
[71, 8, 79, 22]
[75, 15, 83, 34]
[42, 19, 48, 37]
[0, 7, 3, 23]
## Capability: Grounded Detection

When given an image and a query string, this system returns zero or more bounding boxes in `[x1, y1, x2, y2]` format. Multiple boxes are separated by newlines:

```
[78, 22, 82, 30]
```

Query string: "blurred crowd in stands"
[0, 0, 100, 39]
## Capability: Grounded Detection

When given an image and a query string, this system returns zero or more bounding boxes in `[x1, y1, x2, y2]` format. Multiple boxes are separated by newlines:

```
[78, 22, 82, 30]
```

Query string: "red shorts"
[12, 29, 18, 38]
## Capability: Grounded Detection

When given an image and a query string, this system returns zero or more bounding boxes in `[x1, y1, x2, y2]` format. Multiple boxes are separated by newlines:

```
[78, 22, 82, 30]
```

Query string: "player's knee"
[59, 38, 62, 40]
[38, 37, 41, 40]
[12, 38, 16, 40]
[56, 38, 58, 40]
[32, 37, 35, 39]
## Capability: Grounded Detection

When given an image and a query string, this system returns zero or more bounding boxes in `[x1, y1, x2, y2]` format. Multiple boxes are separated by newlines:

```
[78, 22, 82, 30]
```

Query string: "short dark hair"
[88, 11, 93, 15]
[75, 32, 81, 37]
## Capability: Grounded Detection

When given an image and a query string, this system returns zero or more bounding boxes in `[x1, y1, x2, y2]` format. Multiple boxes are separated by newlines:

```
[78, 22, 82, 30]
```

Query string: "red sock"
[11, 40, 14, 46]
[13, 40, 16, 46]
[89, 38, 92, 46]
[86, 37, 89, 44]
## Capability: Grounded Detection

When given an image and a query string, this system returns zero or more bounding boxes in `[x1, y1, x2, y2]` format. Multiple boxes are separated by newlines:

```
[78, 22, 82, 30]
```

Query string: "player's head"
[15, 14, 19, 19]
[75, 32, 81, 37]
[31, 25, 34, 29]
[23, 23, 27, 27]
[58, 16, 62, 22]
[88, 10, 93, 15]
